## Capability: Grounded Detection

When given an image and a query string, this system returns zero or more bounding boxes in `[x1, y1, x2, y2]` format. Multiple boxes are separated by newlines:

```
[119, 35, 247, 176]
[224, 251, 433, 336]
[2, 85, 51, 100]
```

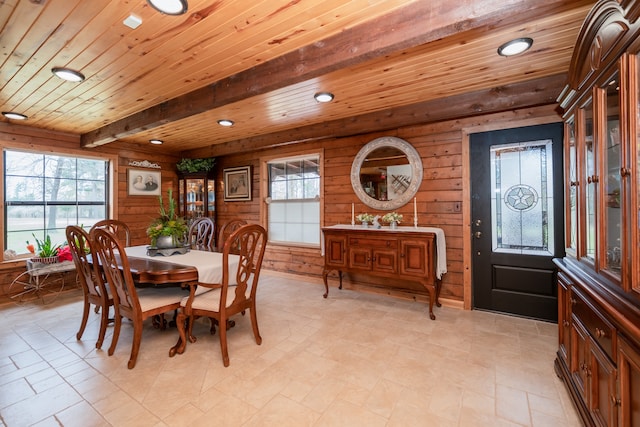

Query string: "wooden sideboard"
[322, 225, 444, 320]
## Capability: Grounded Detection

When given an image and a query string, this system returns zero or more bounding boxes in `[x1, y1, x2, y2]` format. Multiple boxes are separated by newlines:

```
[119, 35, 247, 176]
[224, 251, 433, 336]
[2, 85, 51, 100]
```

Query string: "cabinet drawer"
[571, 287, 617, 361]
[348, 236, 398, 250]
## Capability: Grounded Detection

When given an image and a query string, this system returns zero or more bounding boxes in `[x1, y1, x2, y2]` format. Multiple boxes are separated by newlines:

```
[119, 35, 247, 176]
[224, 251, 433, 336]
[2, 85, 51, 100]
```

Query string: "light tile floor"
[0, 272, 582, 427]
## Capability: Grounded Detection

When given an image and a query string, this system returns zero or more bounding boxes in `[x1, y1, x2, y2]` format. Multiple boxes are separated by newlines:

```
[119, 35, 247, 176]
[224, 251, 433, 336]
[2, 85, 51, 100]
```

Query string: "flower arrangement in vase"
[382, 212, 403, 228]
[146, 188, 188, 248]
[356, 213, 375, 227]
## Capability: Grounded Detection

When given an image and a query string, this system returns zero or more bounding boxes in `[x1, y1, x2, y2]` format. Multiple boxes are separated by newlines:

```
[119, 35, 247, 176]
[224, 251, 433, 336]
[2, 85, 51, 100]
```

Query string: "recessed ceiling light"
[314, 92, 334, 103]
[51, 67, 85, 82]
[2, 112, 28, 120]
[149, 139, 163, 145]
[147, 0, 188, 15]
[497, 38, 533, 57]
[217, 119, 234, 127]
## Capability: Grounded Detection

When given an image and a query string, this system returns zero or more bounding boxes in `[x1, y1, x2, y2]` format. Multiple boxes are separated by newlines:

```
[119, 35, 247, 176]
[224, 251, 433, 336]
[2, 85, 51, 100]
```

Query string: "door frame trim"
[461, 113, 562, 310]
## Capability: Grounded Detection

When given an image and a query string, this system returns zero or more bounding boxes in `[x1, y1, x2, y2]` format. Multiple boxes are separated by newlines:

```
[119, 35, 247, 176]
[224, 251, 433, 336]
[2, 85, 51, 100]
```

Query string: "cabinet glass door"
[566, 118, 578, 255]
[207, 179, 215, 214]
[186, 178, 205, 217]
[583, 99, 596, 262]
[602, 73, 622, 278]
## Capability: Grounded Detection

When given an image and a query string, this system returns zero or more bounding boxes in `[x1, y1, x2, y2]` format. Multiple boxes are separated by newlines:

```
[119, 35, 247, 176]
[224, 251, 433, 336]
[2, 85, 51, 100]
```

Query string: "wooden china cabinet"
[555, 1, 640, 425]
[177, 172, 216, 222]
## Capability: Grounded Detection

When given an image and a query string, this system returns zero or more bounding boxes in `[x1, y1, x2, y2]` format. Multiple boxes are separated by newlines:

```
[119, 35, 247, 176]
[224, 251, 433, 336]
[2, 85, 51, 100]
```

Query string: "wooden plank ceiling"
[0, 0, 594, 156]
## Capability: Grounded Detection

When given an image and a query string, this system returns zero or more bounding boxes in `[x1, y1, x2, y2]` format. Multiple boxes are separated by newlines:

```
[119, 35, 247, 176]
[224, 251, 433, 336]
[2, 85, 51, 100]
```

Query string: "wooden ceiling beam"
[185, 73, 567, 158]
[81, 0, 582, 148]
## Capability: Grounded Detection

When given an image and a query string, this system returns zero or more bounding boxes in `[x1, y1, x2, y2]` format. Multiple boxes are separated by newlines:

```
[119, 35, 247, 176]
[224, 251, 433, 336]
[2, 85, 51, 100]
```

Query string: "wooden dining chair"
[187, 217, 215, 251]
[66, 225, 114, 349]
[90, 219, 131, 247]
[216, 218, 247, 252]
[91, 228, 186, 369]
[175, 224, 267, 366]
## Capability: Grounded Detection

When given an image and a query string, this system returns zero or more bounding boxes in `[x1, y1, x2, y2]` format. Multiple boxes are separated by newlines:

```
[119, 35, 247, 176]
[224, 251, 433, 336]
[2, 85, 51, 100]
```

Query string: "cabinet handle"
[587, 175, 599, 183]
[570, 298, 577, 305]
[595, 328, 606, 339]
[563, 320, 569, 327]
[610, 395, 621, 406]
[570, 180, 579, 187]
[620, 167, 631, 177]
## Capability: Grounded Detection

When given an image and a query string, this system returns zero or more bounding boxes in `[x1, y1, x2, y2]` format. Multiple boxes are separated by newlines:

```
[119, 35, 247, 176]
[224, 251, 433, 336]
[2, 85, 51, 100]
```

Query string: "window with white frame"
[267, 154, 320, 245]
[4, 149, 109, 255]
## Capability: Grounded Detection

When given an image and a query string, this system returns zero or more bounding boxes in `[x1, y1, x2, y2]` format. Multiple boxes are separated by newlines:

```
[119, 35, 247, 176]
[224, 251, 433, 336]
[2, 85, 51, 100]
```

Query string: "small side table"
[9, 260, 76, 304]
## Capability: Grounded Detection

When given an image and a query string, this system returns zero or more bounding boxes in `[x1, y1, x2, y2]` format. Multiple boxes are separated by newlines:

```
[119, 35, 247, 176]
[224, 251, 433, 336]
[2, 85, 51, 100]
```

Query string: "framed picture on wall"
[128, 169, 161, 196]
[223, 166, 251, 201]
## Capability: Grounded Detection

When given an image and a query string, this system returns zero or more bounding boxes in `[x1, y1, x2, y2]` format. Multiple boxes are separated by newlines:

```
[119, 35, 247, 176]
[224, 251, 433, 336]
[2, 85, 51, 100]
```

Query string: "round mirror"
[351, 136, 423, 210]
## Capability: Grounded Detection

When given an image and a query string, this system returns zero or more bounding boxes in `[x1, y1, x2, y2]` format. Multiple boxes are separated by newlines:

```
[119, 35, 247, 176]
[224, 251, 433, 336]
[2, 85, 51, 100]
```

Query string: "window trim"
[260, 149, 324, 247]
[1, 140, 118, 263]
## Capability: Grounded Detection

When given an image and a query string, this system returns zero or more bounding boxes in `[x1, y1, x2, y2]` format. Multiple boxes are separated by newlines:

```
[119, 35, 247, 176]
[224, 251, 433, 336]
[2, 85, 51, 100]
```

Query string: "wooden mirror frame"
[350, 136, 423, 210]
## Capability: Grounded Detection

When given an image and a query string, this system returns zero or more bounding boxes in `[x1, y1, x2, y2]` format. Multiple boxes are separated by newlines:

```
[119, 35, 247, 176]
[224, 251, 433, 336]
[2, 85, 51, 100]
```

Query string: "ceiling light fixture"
[123, 14, 143, 29]
[2, 112, 28, 120]
[497, 37, 533, 57]
[51, 67, 85, 82]
[147, 0, 188, 15]
[314, 92, 334, 103]
[149, 139, 163, 145]
[217, 119, 234, 127]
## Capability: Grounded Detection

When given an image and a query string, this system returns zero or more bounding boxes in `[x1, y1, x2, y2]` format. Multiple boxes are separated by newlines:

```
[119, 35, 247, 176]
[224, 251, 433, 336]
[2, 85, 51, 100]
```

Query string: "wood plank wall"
[0, 104, 561, 307]
[213, 124, 466, 302]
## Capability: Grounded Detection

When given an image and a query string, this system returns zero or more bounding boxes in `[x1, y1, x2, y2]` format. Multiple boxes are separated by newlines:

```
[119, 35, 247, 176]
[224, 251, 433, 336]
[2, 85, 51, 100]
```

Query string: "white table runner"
[125, 246, 239, 284]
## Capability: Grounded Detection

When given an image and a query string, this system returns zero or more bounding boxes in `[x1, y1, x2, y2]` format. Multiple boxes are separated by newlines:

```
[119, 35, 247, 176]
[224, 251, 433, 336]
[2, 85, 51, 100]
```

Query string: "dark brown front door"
[470, 123, 565, 322]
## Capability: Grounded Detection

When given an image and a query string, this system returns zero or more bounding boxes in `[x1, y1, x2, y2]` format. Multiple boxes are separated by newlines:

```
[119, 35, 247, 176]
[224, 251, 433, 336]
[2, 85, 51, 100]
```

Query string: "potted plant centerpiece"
[147, 188, 188, 249]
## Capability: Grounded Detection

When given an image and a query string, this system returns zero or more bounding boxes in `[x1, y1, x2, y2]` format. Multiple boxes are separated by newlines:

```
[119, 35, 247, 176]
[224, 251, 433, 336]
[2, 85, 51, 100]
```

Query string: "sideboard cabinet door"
[399, 238, 430, 277]
[325, 234, 347, 269]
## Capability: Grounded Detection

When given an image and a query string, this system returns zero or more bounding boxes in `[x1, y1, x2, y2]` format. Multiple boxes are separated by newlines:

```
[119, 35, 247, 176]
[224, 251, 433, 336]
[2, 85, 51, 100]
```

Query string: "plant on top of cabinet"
[176, 158, 215, 174]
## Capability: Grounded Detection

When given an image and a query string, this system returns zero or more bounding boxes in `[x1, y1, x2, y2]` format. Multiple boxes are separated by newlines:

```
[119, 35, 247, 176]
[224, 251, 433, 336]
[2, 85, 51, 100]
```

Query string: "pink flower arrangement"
[57, 245, 73, 262]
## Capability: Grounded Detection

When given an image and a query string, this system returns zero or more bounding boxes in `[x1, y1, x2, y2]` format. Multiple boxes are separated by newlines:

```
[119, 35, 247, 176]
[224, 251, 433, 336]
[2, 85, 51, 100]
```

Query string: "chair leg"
[170, 310, 188, 357]
[108, 315, 122, 356]
[219, 318, 230, 367]
[96, 304, 109, 349]
[250, 306, 262, 345]
[128, 320, 143, 369]
[76, 297, 90, 340]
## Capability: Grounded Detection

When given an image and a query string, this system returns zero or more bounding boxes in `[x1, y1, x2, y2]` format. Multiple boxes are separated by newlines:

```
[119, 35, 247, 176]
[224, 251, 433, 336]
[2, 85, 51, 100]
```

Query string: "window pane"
[46, 178, 77, 201]
[267, 155, 320, 245]
[5, 151, 43, 176]
[4, 149, 108, 255]
[5, 176, 43, 201]
[44, 156, 76, 179]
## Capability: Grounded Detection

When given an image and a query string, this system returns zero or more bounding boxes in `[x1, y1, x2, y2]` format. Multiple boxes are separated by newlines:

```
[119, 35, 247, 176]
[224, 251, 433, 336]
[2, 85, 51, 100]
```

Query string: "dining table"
[119, 245, 240, 356]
